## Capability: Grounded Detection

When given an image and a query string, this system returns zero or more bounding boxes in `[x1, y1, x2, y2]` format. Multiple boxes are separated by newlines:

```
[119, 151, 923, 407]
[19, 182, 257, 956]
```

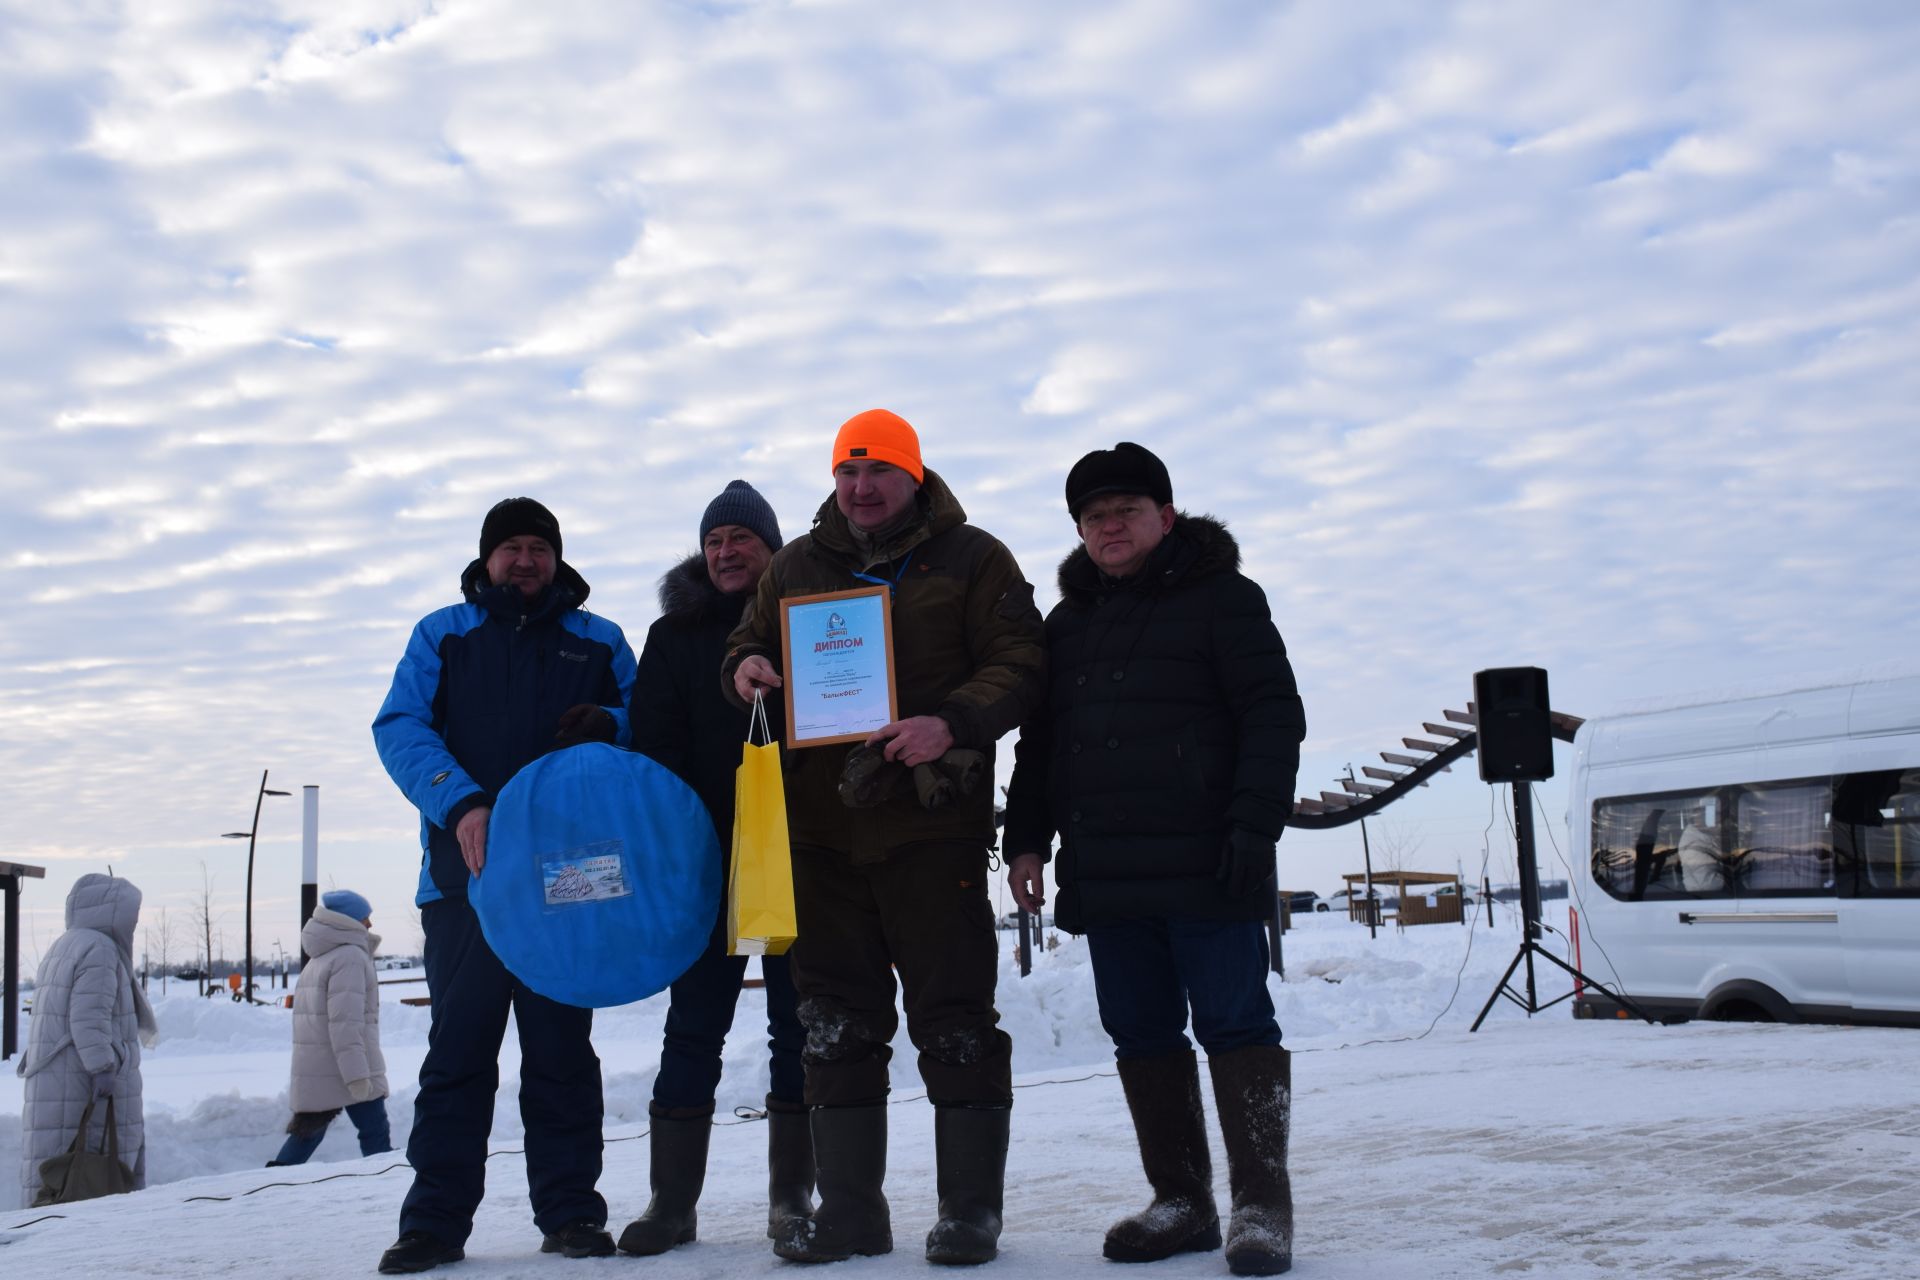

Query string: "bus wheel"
[1700, 981, 1795, 1024]
[1707, 998, 1773, 1023]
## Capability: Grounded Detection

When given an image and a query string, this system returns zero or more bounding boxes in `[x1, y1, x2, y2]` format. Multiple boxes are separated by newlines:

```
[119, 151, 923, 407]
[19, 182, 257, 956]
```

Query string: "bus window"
[1833, 767, 1920, 896]
[1728, 780, 1832, 894]
[1592, 793, 1699, 900]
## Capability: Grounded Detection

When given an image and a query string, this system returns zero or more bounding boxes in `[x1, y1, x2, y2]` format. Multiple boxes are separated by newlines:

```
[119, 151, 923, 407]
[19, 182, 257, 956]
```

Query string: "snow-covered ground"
[5, 909, 1918, 1278]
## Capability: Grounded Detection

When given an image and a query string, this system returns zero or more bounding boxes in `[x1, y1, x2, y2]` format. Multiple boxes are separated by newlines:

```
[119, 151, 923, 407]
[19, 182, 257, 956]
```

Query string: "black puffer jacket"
[631, 554, 771, 934]
[1002, 515, 1306, 932]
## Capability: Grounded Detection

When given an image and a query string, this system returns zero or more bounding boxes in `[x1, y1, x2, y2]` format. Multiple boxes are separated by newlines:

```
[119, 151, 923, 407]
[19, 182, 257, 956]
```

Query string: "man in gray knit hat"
[617, 479, 814, 1256]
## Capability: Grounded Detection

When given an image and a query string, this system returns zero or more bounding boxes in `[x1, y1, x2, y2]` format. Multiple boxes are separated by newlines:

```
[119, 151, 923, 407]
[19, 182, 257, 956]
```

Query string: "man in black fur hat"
[1002, 443, 1307, 1278]
[617, 480, 815, 1257]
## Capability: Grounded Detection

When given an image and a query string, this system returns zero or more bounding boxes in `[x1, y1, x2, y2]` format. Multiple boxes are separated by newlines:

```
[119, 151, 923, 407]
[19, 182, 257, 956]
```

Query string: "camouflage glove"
[839, 744, 907, 808]
[912, 749, 990, 810]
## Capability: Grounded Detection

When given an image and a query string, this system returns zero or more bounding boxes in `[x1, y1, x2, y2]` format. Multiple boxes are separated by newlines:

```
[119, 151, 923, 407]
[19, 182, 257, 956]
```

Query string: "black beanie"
[1064, 442, 1174, 519]
[699, 480, 784, 552]
[479, 497, 562, 563]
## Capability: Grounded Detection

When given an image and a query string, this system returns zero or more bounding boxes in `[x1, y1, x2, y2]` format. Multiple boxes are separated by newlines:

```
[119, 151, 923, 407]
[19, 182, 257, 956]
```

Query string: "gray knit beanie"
[699, 480, 783, 552]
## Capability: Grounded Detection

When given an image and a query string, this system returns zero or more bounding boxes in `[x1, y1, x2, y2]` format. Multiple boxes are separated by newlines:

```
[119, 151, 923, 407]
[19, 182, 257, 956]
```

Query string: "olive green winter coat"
[723, 469, 1045, 861]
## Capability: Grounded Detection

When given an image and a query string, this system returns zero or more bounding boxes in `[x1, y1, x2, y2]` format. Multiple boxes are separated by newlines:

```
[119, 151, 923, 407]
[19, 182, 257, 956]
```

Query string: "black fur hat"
[1064, 442, 1173, 520]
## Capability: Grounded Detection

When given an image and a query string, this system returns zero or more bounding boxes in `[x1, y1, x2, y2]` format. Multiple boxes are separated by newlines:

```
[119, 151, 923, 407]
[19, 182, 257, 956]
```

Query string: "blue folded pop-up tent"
[470, 744, 720, 1008]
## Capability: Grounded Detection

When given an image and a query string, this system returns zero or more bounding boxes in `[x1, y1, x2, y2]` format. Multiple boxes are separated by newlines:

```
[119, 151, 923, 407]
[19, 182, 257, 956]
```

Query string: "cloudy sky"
[3, 1, 1916, 964]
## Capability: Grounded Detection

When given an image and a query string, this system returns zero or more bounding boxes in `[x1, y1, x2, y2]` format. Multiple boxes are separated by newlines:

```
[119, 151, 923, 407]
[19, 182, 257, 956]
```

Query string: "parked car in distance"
[1326, 887, 1395, 919]
[996, 911, 1054, 930]
[1282, 890, 1329, 914]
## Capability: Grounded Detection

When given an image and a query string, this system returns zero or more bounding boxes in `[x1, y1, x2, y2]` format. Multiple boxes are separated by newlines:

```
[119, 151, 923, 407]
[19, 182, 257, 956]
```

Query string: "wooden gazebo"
[1340, 869, 1463, 927]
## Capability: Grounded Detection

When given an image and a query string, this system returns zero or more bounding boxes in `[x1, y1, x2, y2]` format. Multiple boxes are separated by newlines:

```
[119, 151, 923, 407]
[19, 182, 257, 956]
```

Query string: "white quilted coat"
[287, 907, 388, 1112]
[16, 874, 151, 1205]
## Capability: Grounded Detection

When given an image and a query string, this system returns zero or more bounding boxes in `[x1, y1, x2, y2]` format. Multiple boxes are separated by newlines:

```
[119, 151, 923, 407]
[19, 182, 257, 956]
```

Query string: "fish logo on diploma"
[779, 586, 899, 747]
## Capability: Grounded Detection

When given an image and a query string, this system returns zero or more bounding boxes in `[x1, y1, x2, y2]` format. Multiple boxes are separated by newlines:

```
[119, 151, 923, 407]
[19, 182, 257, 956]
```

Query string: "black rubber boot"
[539, 1222, 615, 1258]
[1104, 1050, 1222, 1263]
[377, 1231, 464, 1274]
[616, 1107, 712, 1256]
[1208, 1046, 1294, 1277]
[771, 1104, 892, 1263]
[767, 1094, 818, 1240]
[924, 1104, 1009, 1266]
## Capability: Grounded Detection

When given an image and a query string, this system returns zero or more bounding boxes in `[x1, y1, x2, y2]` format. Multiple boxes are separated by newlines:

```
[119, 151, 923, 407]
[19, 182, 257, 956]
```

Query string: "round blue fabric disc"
[470, 743, 720, 1008]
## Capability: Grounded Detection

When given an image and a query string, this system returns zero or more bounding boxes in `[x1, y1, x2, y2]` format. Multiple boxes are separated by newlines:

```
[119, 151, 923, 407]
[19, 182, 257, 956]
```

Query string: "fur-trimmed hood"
[656, 552, 751, 626]
[1057, 512, 1240, 605]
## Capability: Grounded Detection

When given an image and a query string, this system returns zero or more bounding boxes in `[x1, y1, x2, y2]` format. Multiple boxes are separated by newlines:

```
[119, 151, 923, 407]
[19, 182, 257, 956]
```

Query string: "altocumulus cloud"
[1, 0, 1916, 943]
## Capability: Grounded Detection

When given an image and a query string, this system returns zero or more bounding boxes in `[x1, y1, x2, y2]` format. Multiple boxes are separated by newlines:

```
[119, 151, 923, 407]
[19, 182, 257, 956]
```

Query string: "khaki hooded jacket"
[723, 469, 1046, 861]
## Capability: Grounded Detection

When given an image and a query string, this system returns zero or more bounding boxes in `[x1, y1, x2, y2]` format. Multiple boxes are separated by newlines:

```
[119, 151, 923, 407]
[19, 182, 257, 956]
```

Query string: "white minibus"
[1569, 673, 1920, 1026]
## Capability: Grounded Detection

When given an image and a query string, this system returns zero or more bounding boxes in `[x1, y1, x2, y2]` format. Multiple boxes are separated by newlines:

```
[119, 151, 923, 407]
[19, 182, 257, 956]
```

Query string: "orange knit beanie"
[831, 409, 924, 483]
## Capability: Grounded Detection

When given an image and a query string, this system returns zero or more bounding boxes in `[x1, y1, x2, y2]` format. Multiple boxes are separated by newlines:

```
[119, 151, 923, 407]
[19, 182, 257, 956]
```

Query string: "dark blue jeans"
[272, 1098, 393, 1164]
[400, 897, 606, 1247]
[653, 935, 805, 1111]
[1085, 916, 1282, 1060]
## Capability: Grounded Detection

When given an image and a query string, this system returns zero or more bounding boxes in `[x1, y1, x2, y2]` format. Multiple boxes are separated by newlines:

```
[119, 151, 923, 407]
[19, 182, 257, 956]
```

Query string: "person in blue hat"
[268, 889, 393, 1167]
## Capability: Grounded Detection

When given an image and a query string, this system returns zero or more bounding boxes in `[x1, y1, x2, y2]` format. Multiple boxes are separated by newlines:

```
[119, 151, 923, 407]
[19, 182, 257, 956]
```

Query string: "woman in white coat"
[269, 890, 392, 1165]
[16, 873, 156, 1207]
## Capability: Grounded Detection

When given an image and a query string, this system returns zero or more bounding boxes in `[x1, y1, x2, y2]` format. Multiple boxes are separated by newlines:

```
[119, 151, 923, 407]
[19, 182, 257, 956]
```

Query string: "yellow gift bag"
[728, 693, 798, 955]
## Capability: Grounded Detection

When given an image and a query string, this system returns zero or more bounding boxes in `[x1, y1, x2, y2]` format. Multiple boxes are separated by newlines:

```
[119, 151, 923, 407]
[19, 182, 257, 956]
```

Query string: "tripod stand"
[1470, 780, 1657, 1031]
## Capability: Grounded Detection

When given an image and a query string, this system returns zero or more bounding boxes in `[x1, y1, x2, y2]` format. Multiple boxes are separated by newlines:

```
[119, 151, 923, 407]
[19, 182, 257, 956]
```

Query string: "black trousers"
[788, 840, 1011, 1108]
[652, 938, 805, 1110]
[399, 898, 606, 1246]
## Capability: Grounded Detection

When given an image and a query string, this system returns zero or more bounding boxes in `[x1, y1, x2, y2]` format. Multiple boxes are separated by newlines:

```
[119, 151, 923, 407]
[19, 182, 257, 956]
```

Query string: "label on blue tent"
[540, 840, 632, 910]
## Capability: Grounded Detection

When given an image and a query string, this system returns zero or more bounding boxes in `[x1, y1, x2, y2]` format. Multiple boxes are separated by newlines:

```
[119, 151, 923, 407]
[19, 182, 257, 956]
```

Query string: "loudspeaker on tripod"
[1473, 666, 1554, 783]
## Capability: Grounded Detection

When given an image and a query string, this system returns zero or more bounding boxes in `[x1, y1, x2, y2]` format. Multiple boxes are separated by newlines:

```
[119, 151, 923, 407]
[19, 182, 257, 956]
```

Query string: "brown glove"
[553, 704, 616, 749]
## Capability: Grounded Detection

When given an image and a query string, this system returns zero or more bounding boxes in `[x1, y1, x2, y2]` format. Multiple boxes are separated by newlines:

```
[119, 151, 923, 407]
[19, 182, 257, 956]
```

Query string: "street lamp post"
[223, 770, 290, 1005]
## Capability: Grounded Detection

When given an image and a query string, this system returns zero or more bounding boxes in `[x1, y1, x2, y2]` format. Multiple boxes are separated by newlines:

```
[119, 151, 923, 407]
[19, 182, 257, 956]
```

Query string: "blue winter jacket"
[374, 557, 638, 905]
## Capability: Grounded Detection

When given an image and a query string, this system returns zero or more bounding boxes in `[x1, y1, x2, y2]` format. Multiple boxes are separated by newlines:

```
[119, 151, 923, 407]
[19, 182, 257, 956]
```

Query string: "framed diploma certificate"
[779, 585, 899, 747]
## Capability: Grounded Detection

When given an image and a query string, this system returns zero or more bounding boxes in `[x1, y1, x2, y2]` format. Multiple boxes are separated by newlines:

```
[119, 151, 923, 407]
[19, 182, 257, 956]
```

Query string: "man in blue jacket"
[372, 497, 638, 1274]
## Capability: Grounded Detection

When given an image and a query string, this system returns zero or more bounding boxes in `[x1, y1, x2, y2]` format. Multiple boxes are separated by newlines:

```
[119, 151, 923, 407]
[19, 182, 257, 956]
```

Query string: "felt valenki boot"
[1104, 1050, 1222, 1262]
[616, 1106, 711, 1255]
[1207, 1046, 1293, 1276]
[924, 1104, 1010, 1265]
[766, 1094, 818, 1240]
[771, 1103, 892, 1263]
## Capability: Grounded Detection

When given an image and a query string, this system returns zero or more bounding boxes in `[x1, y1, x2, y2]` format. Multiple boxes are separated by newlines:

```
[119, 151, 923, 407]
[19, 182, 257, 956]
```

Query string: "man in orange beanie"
[725, 409, 1045, 1267]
